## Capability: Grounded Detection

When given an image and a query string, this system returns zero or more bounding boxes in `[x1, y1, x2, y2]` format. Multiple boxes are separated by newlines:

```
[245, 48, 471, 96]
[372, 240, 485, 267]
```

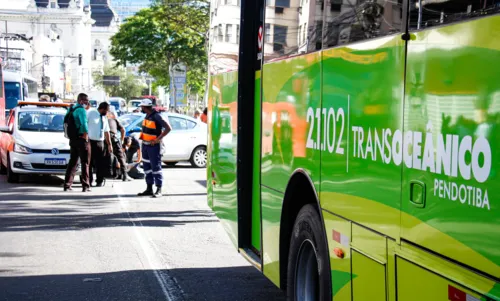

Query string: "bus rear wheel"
[287, 204, 331, 301]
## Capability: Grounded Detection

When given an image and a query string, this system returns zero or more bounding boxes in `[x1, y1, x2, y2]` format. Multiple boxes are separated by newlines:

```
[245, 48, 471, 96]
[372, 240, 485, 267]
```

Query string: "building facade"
[0, 0, 94, 98]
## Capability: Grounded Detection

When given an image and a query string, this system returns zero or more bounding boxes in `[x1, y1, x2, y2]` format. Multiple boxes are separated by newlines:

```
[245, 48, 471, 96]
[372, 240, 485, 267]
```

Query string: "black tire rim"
[295, 239, 319, 301]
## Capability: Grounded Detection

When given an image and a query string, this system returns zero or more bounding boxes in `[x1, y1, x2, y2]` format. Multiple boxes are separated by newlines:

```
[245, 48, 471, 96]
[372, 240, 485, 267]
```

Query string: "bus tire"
[287, 204, 331, 301]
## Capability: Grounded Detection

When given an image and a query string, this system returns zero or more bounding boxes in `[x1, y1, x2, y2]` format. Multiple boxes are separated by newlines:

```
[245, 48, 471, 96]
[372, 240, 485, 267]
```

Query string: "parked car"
[89, 99, 98, 108]
[119, 112, 207, 168]
[127, 99, 143, 113]
[109, 97, 127, 116]
[0, 101, 79, 183]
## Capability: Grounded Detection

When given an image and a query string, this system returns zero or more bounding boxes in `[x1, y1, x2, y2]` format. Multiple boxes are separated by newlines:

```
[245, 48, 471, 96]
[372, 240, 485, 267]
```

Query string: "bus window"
[23, 78, 38, 100]
[409, 0, 500, 30]
[4, 81, 21, 110]
[322, 0, 403, 49]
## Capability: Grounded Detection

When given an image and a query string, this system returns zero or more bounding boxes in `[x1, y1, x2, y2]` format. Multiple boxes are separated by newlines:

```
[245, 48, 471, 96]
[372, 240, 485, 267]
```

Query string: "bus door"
[401, 0, 500, 282]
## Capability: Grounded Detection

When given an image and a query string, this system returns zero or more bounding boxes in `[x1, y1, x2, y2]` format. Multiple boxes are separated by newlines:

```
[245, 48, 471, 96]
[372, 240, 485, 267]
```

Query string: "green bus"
[207, 0, 500, 299]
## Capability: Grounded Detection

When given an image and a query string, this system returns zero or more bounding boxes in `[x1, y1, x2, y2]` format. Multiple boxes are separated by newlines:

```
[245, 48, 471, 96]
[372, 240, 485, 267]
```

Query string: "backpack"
[64, 105, 80, 140]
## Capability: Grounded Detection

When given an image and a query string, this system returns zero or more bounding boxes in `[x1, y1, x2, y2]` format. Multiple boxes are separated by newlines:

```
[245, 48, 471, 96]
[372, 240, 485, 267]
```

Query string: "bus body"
[3, 70, 38, 113]
[207, 0, 500, 299]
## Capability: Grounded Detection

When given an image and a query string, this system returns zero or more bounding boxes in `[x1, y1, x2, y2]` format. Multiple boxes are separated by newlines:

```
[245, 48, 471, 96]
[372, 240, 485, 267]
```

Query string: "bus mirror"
[23, 82, 28, 100]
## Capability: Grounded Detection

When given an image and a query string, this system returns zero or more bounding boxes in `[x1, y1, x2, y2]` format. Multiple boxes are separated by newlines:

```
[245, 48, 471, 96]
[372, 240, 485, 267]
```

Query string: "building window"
[218, 24, 223, 42]
[303, 23, 307, 44]
[298, 25, 302, 44]
[236, 25, 240, 44]
[265, 23, 271, 43]
[276, 0, 290, 7]
[274, 25, 287, 45]
[331, 0, 342, 11]
[225, 24, 233, 42]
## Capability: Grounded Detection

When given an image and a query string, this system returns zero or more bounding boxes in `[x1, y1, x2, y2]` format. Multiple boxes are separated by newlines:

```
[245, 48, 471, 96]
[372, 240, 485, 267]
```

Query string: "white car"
[0, 102, 78, 183]
[120, 112, 207, 168]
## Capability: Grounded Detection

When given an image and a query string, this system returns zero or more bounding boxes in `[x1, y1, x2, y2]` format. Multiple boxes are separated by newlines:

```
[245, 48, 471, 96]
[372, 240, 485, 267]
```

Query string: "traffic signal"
[78, 54, 82, 66]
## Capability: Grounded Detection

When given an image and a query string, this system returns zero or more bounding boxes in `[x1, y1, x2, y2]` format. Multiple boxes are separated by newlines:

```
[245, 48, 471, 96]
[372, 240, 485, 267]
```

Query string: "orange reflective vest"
[139, 112, 162, 142]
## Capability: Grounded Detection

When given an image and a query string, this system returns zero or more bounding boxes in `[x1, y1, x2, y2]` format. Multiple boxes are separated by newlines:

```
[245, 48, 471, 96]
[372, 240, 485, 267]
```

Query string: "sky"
[84, 0, 153, 20]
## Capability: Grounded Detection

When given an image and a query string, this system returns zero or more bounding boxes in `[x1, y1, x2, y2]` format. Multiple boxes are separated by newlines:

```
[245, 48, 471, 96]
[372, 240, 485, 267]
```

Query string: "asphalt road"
[0, 165, 285, 301]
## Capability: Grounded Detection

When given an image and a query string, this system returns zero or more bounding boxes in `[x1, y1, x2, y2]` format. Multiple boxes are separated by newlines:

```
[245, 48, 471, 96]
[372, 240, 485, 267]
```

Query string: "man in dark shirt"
[107, 107, 131, 181]
[64, 93, 91, 192]
[124, 136, 142, 163]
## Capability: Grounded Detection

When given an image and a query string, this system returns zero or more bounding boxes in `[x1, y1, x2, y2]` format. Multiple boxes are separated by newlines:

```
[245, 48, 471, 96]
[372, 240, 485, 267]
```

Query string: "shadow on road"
[0, 267, 285, 301]
[0, 209, 216, 232]
[0, 174, 65, 187]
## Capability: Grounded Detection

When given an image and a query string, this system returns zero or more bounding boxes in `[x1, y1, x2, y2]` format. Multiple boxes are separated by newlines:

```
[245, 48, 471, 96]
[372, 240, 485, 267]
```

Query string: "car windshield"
[89, 100, 98, 107]
[119, 114, 142, 128]
[5, 81, 22, 110]
[18, 110, 66, 132]
[110, 101, 120, 109]
[131, 101, 141, 107]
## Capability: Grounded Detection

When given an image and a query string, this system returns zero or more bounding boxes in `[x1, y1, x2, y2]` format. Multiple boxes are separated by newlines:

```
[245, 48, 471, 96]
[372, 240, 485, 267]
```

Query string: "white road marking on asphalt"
[114, 185, 183, 301]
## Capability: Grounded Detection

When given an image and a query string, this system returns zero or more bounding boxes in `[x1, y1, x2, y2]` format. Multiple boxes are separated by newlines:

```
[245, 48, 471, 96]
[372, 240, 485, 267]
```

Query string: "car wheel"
[0, 153, 6, 175]
[190, 146, 207, 168]
[6, 154, 20, 183]
[166, 162, 178, 167]
[287, 204, 331, 301]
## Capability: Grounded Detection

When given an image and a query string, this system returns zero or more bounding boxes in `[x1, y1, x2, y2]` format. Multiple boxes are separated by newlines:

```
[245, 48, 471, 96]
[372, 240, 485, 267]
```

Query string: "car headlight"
[14, 143, 32, 154]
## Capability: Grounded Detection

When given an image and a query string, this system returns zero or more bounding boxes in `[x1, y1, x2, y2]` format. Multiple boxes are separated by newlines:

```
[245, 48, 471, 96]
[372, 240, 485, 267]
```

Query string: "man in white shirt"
[87, 102, 113, 187]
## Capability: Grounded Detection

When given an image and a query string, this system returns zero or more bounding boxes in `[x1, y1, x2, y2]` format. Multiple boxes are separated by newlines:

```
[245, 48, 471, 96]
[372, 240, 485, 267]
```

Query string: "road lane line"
[114, 185, 184, 301]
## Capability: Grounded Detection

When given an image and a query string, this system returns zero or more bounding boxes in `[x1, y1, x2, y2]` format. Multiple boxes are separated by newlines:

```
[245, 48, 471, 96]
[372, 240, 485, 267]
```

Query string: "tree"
[110, 1, 209, 97]
[93, 66, 145, 101]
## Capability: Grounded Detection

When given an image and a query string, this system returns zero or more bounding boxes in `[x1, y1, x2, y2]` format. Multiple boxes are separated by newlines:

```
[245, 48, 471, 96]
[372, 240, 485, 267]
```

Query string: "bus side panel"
[401, 16, 500, 280]
[209, 71, 239, 248]
[252, 71, 262, 252]
[261, 52, 322, 286]
[320, 35, 406, 239]
[261, 52, 322, 193]
[397, 257, 489, 301]
[261, 185, 284, 287]
[323, 211, 352, 301]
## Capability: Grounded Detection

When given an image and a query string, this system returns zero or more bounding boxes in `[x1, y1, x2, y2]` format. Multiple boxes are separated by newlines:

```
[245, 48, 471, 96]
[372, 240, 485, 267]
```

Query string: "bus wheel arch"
[279, 169, 331, 299]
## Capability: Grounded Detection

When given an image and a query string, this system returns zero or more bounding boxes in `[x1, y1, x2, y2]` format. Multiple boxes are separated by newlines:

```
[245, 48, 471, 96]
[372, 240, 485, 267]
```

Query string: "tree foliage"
[93, 66, 145, 101]
[110, 1, 209, 96]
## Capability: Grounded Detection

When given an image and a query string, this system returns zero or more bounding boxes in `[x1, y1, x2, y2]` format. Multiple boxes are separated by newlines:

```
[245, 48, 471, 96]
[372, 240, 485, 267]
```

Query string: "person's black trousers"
[89, 140, 106, 185]
[64, 138, 90, 189]
[111, 138, 127, 178]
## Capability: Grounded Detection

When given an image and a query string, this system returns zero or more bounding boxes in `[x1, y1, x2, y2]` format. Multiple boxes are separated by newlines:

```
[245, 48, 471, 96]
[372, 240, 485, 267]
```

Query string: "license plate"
[44, 158, 66, 165]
